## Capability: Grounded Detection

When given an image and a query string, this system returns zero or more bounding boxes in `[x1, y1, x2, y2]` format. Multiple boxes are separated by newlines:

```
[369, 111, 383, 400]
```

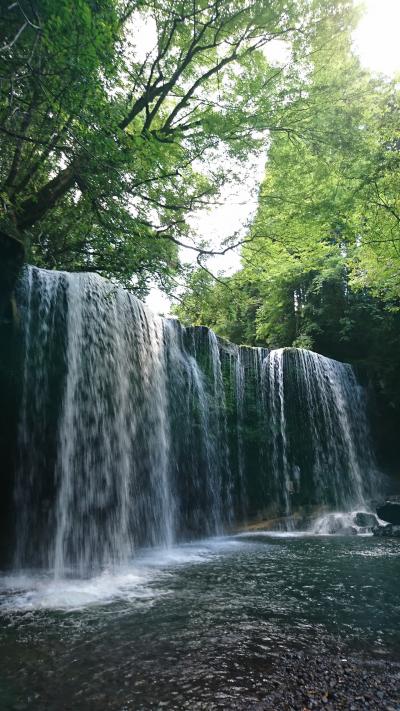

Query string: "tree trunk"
[16, 162, 78, 229]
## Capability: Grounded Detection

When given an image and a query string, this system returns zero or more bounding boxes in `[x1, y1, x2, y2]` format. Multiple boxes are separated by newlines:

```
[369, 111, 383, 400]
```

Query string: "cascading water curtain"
[15, 267, 239, 573]
[263, 348, 381, 515]
[13, 268, 382, 574]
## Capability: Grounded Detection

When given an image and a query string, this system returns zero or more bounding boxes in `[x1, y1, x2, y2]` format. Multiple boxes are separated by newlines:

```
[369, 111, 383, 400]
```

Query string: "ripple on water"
[0, 535, 399, 710]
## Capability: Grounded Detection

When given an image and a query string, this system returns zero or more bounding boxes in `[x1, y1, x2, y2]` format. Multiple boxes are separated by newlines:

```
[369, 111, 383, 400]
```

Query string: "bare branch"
[195, 255, 233, 288]
[0, 21, 27, 54]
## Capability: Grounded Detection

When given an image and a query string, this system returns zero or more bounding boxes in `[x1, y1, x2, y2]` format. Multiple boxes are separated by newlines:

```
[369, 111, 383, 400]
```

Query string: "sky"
[146, 0, 400, 315]
[353, 0, 400, 76]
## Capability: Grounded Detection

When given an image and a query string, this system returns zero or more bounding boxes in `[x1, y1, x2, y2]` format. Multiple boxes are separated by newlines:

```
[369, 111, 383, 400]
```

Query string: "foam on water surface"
[0, 538, 242, 612]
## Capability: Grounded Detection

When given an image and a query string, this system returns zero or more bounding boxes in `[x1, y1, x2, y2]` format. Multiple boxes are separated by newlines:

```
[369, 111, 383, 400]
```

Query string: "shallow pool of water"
[0, 534, 399, 710]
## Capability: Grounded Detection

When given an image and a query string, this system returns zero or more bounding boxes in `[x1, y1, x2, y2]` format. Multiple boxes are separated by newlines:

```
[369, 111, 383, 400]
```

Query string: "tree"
[347, 85, 400, 304]
[0, 0, 358, 292]
[175, 7, 400, 350]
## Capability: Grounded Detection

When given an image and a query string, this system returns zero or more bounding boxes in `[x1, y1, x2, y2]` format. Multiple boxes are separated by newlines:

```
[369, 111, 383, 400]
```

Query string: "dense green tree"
[347, 86, 400, 303]
[175, 7, 400, 434]
[174, 268, 264, 345]
[176, 6, 399, 335]
[0, 0, 357, 293]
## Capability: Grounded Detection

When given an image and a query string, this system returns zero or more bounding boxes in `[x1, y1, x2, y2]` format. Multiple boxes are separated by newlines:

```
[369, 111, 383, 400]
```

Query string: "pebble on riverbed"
[258, 652, 400, 711]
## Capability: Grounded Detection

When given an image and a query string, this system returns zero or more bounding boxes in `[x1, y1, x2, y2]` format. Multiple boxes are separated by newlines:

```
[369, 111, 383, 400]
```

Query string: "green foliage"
[0, 0, 355, 293]
[175, 10, 400, 415]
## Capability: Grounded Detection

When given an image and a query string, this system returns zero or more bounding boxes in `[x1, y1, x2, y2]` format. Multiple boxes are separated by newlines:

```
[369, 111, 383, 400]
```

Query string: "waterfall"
[11, 267, 382, 573]
[163, 320, 229, 537]
[15, 268, 236, 573]
[264, 350, 292, 517]
[264, 348, 380, 514]
[16, 268, 176, 573]
[233, 349, 245, 515]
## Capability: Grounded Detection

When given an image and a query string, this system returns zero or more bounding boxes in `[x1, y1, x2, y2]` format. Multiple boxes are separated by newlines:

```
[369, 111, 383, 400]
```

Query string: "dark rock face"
[0, 230, 25, 565]
[372, 523, 400, 537]
[0, 229, 25, 320]
[376, 500, 400, 524]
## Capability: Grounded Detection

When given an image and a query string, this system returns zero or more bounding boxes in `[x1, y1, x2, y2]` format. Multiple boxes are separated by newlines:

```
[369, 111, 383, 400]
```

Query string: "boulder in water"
[354, 512, 379, 528]
[376, 501, 400, 525]
[372, 523, 400, 537]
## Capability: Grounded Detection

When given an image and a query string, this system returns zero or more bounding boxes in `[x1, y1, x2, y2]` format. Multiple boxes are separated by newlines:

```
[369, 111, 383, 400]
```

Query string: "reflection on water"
[0, 534, 399, 709]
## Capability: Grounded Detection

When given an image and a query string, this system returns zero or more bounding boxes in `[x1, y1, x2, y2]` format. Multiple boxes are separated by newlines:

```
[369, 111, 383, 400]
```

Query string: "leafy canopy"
[1, 0, 357, 293]
[176, 11, 400, 342]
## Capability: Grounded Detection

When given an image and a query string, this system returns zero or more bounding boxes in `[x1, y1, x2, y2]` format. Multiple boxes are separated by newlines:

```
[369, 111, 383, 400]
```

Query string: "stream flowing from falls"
[12, 266, 382, 576]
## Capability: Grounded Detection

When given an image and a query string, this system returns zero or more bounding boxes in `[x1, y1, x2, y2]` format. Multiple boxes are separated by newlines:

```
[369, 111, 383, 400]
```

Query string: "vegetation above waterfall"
[174, 7, 400, 427]
[175, 12, 400, 328]
[1, 2, 398, 330]
[0, 0, 372, 295]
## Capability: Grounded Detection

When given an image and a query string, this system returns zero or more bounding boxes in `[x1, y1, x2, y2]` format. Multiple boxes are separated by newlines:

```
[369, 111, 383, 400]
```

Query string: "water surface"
[0, 534, 399, 710]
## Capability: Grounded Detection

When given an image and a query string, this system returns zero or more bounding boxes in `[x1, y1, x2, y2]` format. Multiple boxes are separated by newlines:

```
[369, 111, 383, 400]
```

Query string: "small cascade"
[207, 331, 233, 527]
[15, 267, 66, 569]
[10, 268, 383, 573]
[311, 511, 380, 535]
[163, 320, 229, 537]
[233, 349, 245, 515]
[263, 350, 292, 516]
[264, 348, 381, 517]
